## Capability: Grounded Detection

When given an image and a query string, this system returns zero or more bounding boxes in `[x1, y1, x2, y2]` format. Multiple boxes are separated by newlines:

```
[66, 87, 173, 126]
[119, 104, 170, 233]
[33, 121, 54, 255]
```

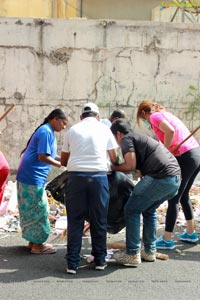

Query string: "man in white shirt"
[61, 102, 119, 274]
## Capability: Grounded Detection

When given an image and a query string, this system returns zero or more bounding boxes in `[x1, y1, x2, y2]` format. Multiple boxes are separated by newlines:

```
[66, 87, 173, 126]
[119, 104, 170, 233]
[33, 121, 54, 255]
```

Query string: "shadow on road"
[0, 244, 120, 283]
[0, 229, 200, 284]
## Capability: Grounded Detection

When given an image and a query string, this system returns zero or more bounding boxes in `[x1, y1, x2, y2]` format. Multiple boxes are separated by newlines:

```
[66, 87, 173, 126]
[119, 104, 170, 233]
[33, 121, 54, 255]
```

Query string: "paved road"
[1, 227, 200, 300]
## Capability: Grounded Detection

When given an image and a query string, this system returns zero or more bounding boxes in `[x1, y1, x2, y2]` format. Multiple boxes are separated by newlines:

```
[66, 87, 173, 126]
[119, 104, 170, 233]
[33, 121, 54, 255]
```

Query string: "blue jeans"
[125, 175, 181, 254]
[65, 172, 109, 270]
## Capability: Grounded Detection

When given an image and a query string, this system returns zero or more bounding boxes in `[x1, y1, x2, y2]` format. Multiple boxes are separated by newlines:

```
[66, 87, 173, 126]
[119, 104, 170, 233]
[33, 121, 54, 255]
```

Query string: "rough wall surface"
[0, 17, 200, 177]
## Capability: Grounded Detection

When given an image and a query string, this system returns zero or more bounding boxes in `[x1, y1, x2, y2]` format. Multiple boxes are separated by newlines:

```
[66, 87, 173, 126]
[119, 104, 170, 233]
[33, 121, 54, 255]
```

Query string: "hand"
[59, 166, 67, 172]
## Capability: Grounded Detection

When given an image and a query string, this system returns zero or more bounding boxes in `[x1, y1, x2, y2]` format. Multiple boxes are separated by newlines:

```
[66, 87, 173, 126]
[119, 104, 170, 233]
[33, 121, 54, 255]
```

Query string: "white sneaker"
[95, 261, 107, 270]
[141, 249, 156, 262]
[113, 252, 141, 267]
[66, 268, 76, 274]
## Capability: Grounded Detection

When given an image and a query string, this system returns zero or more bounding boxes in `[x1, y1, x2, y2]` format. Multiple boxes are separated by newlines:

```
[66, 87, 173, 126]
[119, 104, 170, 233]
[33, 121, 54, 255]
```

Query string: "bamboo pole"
[0, 103, 15, 122]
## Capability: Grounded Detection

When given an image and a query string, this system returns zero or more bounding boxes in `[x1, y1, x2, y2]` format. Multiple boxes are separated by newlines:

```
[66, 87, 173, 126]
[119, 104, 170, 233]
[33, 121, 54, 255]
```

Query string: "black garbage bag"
[107, 171, 134, 234]
[46, 171, 134, 234]
[46, 170, 68, 203]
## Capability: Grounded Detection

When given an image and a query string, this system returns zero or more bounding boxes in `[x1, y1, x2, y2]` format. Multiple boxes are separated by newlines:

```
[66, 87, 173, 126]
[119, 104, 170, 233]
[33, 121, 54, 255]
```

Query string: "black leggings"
[165, 146, 200, 232]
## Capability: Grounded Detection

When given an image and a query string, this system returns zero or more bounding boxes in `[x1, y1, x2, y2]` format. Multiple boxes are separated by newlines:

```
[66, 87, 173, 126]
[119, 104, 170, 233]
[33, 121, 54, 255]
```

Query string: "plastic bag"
[46, 170, 68, 203]
[107, 171, 134, 234]
[46, 171, 134, 234]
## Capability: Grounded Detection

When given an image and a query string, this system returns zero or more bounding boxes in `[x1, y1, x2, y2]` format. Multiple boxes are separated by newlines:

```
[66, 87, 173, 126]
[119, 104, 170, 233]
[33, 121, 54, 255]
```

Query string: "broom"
[107, 241, 169, 260]
[171, 125, 200, 154]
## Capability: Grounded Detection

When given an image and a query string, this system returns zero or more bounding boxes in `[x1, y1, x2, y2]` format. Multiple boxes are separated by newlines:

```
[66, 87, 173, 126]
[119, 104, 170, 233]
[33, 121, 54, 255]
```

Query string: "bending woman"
[17, 109, 68, 254]
[136, 101, 200, 250]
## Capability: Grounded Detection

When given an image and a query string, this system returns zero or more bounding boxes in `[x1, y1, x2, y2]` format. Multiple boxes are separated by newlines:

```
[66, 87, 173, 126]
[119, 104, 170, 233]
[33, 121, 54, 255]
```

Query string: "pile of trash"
[0, 181, 67, 233]
[0, 181, 20, 232]
[1, 176, 200, 236]
[157, 181, 200, 232]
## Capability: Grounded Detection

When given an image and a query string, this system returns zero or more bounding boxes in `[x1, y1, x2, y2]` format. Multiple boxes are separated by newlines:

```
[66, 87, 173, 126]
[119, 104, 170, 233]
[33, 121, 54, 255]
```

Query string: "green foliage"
[185, 85, 200, 119]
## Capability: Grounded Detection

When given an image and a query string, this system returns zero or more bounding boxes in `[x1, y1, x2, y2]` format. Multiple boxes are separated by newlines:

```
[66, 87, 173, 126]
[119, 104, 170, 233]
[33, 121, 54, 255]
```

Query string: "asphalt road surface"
[1, 227, 200, 300]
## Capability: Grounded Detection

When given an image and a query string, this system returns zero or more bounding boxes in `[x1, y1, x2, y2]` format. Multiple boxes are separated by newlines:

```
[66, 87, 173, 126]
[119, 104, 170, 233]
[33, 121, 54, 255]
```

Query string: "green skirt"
[17, 182, 50, 244]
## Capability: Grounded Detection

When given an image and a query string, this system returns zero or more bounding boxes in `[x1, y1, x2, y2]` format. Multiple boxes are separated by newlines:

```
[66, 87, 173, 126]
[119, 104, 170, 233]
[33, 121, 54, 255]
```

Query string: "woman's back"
[150, 110, 199, 155]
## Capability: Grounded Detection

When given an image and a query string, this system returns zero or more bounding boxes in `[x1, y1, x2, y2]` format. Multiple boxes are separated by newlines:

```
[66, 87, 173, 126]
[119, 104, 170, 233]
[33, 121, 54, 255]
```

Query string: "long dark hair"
[20, 108, 67, 156]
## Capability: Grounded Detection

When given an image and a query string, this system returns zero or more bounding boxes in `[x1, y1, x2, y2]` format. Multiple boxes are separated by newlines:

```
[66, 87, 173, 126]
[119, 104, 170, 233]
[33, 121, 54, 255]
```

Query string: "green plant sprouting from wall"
[185, 85, 200, 125]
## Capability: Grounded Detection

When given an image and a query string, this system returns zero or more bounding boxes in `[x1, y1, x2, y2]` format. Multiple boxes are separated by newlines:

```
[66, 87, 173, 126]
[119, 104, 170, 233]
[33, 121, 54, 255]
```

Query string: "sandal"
[27, 242, 33, 249]
[31, 243, 56, 254]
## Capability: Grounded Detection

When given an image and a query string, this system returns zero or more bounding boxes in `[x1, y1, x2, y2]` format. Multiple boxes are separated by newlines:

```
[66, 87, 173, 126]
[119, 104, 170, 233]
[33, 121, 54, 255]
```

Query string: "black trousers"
[165, 146, 200, 232]
[65, 172, 109, 270]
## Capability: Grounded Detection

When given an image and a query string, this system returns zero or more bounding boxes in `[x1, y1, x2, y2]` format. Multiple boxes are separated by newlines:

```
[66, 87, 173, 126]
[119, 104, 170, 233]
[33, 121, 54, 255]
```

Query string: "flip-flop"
[27, 242, 33, 249]
[31, 244, 56, 254]
[27, 242, 52, 249]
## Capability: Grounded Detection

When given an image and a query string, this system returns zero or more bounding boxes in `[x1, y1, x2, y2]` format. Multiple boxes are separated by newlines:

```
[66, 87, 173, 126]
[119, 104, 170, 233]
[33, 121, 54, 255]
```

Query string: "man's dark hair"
[110, 118, 132, 136]
[81, 111, 98, 119]
[110, 109, 125, 120]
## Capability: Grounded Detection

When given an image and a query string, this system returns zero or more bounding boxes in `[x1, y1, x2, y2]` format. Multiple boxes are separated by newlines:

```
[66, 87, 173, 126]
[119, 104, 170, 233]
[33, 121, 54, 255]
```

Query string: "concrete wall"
[0, 17, 200, 178]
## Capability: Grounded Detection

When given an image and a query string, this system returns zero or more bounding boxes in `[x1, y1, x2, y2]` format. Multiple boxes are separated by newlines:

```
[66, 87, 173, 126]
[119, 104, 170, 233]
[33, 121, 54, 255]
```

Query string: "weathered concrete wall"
[0, 17, 200, 178]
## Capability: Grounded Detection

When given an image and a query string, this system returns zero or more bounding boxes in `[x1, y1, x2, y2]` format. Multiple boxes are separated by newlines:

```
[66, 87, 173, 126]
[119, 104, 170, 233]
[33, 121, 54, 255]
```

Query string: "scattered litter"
[175, 249, 186, 256]
[85, 255, 94, 263]
[0, 215, 20, 232]
[55, 216, 67, 233]
[1, 179, 200, 248]
[0, 181, 18, 216]
[83, 250, 115, 263]
[175, 249, 182, 253]
[0, 234, 9, 239]
[82, 235, 91, 240]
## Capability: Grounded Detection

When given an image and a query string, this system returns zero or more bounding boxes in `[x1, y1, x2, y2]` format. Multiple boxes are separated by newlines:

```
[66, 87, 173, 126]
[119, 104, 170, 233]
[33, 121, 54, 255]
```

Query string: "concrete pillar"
[53, 0, 66, 18]
[65, 0, 82, 18]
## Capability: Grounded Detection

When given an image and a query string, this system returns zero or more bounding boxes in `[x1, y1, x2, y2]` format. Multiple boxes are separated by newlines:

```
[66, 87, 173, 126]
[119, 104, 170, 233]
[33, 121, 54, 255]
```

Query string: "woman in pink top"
[136, 100, 200, 250]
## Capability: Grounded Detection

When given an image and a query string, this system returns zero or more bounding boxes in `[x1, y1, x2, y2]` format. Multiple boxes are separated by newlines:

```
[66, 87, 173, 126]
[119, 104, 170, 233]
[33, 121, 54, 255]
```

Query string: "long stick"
[171, 125, 200, 153]
[0, 103, 15, 122]
[106, 241, 169, 260]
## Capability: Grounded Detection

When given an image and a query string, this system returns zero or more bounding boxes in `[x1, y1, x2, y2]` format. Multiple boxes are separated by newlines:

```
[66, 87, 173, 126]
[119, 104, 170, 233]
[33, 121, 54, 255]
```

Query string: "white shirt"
[62, 117, 118, 172]
[100, 118, 112, 128]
